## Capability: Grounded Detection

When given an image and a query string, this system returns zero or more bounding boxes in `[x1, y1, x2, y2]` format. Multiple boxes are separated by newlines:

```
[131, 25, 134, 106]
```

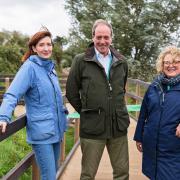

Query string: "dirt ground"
[14, 105, 26, 117]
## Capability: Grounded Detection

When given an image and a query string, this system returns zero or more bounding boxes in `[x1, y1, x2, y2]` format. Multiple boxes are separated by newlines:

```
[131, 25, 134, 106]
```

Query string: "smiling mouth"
[100, 46, 108, 49]
[167, 67, 176, 71]
[42, 53, 50, 56]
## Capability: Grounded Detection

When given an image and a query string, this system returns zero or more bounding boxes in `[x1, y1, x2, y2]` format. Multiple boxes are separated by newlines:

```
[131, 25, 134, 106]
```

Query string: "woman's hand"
[176, 123, 180, 138]
[136, 141, 143, 152]
[0, 121, 7, 133]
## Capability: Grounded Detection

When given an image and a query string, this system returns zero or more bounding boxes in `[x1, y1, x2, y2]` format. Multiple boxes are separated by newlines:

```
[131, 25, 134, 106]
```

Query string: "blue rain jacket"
[0, 55, 67, 144]
[134, 78, 180, 180]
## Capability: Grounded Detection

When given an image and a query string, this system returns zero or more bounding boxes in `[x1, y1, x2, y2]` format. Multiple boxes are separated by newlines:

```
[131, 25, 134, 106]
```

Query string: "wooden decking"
[59, 118, 148, 180]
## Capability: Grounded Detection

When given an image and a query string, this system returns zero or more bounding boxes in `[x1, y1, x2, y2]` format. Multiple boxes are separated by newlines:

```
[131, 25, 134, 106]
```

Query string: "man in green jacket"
[66, 19, 130, 180]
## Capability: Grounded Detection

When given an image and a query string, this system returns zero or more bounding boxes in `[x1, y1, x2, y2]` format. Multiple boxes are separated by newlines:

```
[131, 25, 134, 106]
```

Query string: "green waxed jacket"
[66, 44, 130, 139]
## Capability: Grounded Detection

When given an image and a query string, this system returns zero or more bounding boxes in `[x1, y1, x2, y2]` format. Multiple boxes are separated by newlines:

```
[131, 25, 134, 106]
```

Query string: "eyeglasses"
[163, 60, 180, 66]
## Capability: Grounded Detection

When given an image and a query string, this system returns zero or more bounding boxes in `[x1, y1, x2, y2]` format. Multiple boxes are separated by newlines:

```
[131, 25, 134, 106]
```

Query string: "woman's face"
[32, 36, 52, 59]
[163, 54, 180, 78]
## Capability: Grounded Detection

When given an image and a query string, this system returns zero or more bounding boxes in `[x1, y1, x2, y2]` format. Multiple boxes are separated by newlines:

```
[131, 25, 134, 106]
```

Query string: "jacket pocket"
[115, 108, 130, 131]
[29, 113, 55, 141]
[80, 108, 105, 135]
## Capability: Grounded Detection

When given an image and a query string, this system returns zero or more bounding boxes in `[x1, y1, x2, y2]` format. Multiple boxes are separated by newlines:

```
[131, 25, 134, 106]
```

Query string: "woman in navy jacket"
[134, 46, 180, 180]
[0, 29, 67, 180]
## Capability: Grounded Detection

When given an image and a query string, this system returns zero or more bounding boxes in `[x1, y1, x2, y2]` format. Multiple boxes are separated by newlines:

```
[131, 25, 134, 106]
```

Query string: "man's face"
[93, 24, 112, 56]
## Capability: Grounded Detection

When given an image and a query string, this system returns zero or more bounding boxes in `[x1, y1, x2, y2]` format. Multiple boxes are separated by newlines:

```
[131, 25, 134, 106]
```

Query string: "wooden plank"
[1, 152, 35, 180]
[0, 78, 5, 83]
[60, 74, 68, 78]
[32, 158, 40, 180]
[56, 140, 80, 179]
[0, 86, 5, 91]
[128, 119, 149, 180]
[127, 79, 150, 88]
[126, 92, 143, 101]
[0, 97, 25, 105]
[59, 119, 149, 180]
[59, 79, 67, 84]
[0, 74, 15, 78]
[0, 115, 26, 142]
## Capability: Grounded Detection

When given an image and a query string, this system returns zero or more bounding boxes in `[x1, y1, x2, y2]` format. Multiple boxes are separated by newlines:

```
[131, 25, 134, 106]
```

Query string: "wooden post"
[74, 119, 80, 143]
[5, 77, 10, 91]
[60, 133, 66, 164]
[135, 82, 140, 119]
[125, 81, 129, 103]
[32, 157, 40, 180]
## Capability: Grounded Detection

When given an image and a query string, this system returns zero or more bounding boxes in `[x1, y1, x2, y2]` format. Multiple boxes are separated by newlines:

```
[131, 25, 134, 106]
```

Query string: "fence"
[126, 78, 150, 120]
[0, 77, 150, 179]
[0, 108, 80, 180]
[0, 74, 68, 105]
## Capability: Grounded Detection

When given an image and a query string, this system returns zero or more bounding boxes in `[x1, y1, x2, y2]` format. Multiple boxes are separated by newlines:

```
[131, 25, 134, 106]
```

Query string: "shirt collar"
[94, 48, 111, 59]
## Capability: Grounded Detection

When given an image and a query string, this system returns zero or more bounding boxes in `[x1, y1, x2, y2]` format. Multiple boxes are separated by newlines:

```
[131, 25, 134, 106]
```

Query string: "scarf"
[158, 73, 180, 86]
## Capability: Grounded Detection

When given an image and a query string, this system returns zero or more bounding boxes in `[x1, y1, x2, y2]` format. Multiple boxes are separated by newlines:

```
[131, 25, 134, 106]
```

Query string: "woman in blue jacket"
[0, 29, 67, 180]
[134, 46, 180, 180]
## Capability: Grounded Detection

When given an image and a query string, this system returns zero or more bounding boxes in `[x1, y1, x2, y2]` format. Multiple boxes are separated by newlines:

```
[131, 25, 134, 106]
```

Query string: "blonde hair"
[92, 19, 113, 37]
[156, 46, 180, 73]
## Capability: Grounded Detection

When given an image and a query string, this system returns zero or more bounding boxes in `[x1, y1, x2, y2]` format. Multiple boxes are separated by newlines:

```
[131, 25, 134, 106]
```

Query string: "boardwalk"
[59, 118, 148, 180]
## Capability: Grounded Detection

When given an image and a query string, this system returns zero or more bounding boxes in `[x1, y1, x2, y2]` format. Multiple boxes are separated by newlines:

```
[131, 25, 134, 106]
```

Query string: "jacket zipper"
[92, 60, 115, 137]
[48, 73, 60, 128]
[154, 81, 165, 178]
[100, 64, 113, 137]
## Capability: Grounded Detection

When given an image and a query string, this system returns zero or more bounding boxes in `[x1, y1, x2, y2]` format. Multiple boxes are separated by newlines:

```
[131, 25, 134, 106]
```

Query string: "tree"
[0, 30, 28, 74]
[64, 0, 180, 80]
[52, 35, 71, 73]
[0, 30, 69, 75]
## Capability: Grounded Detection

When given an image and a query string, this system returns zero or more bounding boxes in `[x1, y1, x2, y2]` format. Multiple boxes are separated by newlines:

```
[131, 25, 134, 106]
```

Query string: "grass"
[0, 128, 32, 179]
[65, 127, 74, 155]
[0, 127, 75, 179]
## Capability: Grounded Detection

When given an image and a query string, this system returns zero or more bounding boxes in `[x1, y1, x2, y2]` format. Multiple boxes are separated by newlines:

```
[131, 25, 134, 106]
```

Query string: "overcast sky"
[0, 0, 71, 38]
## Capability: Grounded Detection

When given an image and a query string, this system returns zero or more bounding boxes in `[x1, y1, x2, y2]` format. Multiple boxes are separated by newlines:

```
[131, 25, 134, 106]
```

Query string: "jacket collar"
[28, 55, 55, 73]
[84, 43, 124, 64]
[94, 48, 111, 59]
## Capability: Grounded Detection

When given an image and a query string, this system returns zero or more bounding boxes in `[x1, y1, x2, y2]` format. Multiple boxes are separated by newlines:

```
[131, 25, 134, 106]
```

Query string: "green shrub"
[0, 127, 75, 179]
[0, 128, 31, 179]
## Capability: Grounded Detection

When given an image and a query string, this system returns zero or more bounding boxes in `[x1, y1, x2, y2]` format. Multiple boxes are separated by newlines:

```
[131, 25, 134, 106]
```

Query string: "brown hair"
[22, 30, 52, 62]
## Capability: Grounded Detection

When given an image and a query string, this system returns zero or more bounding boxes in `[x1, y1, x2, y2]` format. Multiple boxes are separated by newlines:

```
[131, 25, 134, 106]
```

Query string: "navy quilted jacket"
[134, 78, 180, 180]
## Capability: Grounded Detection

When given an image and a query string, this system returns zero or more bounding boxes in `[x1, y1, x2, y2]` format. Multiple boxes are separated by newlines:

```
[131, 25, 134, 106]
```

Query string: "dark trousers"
[80, 135, 129, 180]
